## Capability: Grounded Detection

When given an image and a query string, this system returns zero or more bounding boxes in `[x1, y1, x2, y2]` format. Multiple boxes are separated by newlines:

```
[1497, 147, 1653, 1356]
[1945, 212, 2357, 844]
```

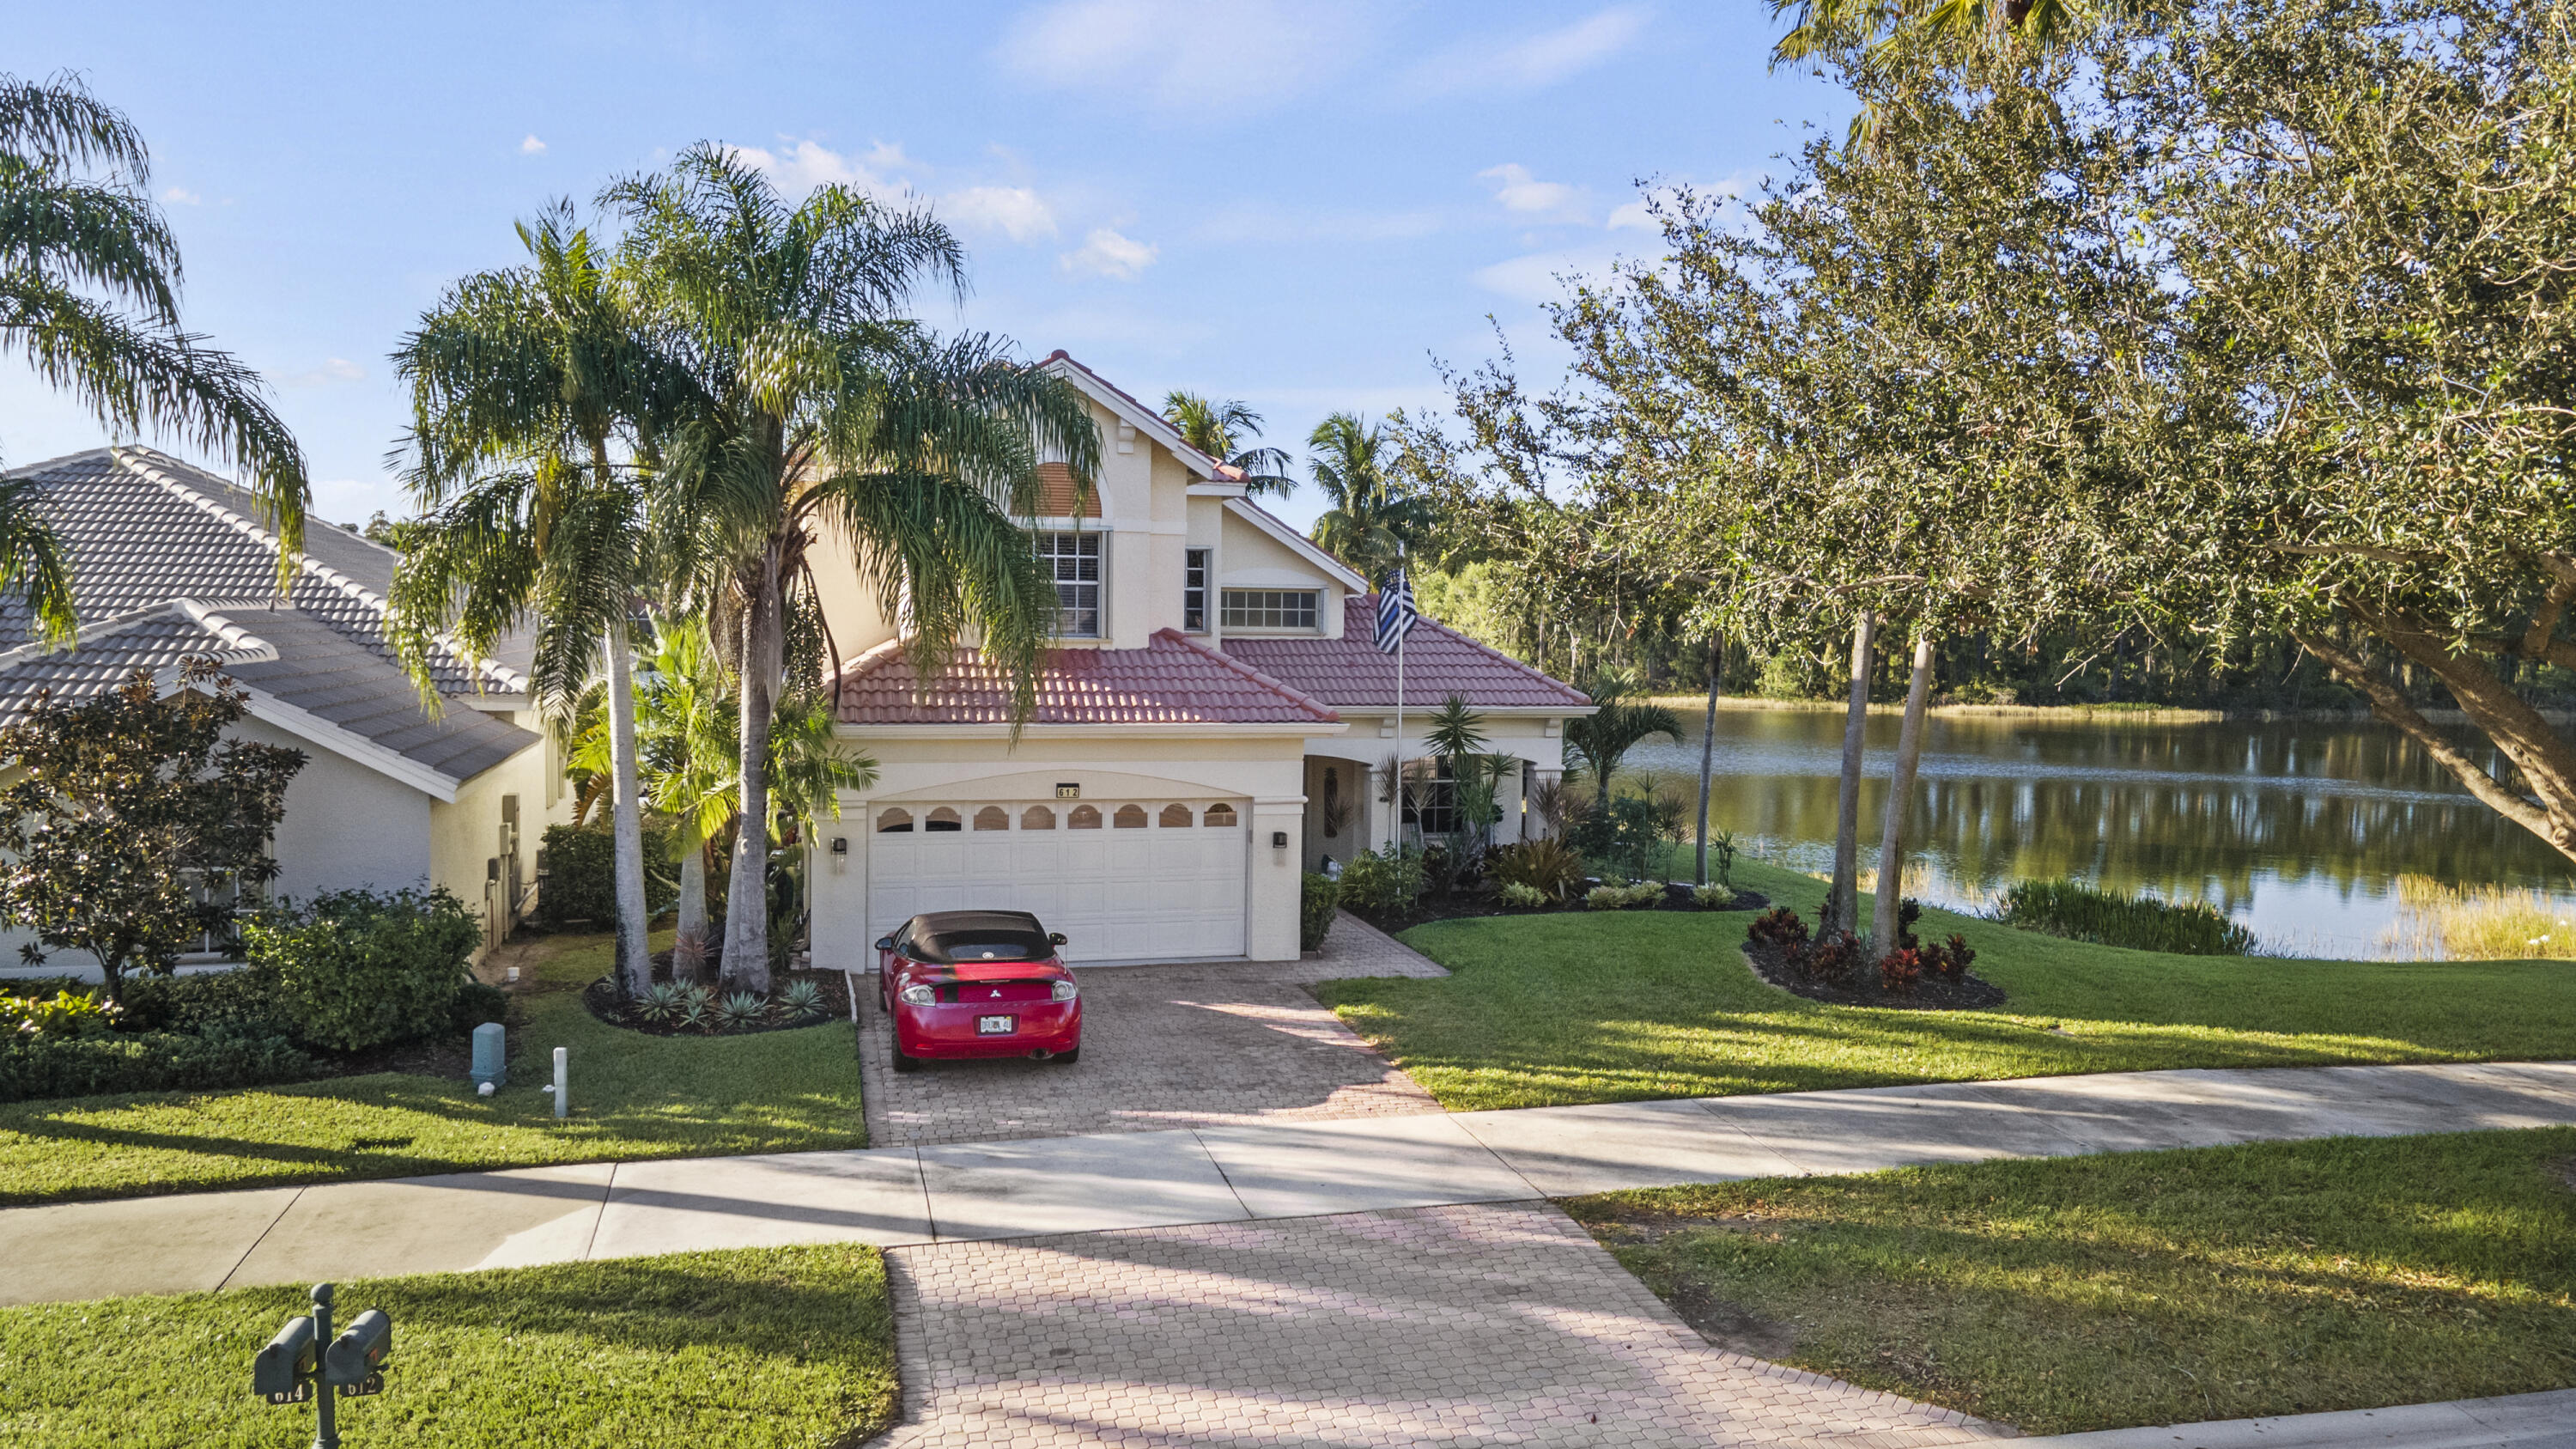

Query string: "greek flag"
[1374, 569, 1418, 654]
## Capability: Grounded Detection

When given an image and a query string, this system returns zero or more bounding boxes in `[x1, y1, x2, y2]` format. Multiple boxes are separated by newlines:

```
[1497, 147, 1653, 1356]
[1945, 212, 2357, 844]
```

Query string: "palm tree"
[1562, 667, 1681, 812]
[1161, 392, 1293, 496]
[605, 143, 1101, 989]
[1, 73, 308, 636]
[574, 614, 875, 983]
[1308, 412, 1436, 583]
[387, 203, 669, 994]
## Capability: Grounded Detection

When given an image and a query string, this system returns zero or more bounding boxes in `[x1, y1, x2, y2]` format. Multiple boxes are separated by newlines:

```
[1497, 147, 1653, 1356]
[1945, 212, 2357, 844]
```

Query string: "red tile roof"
[1223, 600, 1593, 710]
[835, 628, 1341, 726]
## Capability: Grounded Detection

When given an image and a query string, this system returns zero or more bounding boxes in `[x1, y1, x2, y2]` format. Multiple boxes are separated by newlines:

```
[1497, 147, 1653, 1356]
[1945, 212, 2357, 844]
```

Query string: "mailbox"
[253, 1314, 316, 1401]
[325, 1308, 393, 1386]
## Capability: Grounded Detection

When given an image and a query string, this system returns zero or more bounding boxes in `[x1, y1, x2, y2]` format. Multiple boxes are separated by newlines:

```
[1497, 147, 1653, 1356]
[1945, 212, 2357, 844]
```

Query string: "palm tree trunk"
[1826, 611, 1876, 935]
[1868, 633, 1935, 958]
[1695, 636, 1721, 886]
[674, 839, 711, 986]
[605, 614, 651, 995]
[720, 557, 782, 991]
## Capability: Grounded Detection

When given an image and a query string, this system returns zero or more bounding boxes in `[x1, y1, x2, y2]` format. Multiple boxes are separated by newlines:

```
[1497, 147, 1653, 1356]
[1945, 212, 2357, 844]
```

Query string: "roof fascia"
[837, 721, 1347, 740]
[1221, 498, 1370, 592]
[1036, 356, 1225, 478]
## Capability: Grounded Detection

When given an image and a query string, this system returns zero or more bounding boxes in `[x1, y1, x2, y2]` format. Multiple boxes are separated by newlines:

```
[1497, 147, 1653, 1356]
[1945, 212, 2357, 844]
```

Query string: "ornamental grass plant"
[1995, 879, 2256, 956]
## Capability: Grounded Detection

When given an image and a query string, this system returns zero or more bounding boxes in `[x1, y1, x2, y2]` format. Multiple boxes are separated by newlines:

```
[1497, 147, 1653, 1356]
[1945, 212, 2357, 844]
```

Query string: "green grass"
[1314, 858, 2576, 1112]
[1564, 1128, 2576, 1434]
[0, 935, 865, 1207]
[0, 1244, 896, 1448]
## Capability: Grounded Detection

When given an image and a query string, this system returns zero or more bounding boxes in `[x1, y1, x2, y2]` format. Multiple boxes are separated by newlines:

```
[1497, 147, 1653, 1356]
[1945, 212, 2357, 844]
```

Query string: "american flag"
[1374, 568, 1418, 654]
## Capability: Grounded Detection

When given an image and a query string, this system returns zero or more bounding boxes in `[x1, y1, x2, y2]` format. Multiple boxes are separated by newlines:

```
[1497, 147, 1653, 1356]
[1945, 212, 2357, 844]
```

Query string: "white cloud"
[1473, 246, 1628, 305]
[1409, 6, 1649, 95]
[732, 138, 906, 197]
[519, 134, 547, 155]
[999, 0, 1372, 110]
[161, 186, 200, 205]
[940, 185, 1058, 242]
[1479, 164, 1587, 222]
[1060, 228, 1158, 279]
[285, 358, 367, 387]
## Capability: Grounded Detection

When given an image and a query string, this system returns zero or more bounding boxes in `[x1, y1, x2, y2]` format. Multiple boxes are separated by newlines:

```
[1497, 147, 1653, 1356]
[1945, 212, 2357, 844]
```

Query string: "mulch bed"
[1740, 936, 2009, 1011]
[1351, 880, 1771, 935]
[580, 966, 855, 1038]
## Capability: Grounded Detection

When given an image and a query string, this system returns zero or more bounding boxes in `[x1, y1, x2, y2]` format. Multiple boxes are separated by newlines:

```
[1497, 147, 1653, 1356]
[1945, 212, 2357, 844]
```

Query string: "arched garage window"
[1068, 804, 1102, 829]
[1113, 804, 1148, 829]
[1023, 805, 1057, 830]
[974, 806, 1011, 831]
[877, 808, 914, 833]
[1158, 804, 1194, 827]
[1204, 802, 1238, 827]
[926, 807, 963, 832]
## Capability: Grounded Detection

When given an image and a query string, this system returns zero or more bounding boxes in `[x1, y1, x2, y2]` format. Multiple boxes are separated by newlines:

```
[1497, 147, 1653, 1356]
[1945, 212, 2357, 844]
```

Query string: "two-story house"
[805, 353, 1593, 967]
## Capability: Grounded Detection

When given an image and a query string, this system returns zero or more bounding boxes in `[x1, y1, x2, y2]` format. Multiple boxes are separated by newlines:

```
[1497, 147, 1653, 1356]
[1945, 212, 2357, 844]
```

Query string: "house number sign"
[1055, 782, 1080, 799]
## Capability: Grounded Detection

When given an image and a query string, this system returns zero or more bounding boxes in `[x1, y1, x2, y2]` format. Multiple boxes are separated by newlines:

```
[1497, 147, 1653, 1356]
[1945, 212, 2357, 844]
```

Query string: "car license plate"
[976, 1014, 1015, 1035]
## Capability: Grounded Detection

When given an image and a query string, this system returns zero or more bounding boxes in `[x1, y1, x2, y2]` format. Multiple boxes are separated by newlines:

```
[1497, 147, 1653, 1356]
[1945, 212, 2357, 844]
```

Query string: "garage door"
[866, 798, 1249, 963]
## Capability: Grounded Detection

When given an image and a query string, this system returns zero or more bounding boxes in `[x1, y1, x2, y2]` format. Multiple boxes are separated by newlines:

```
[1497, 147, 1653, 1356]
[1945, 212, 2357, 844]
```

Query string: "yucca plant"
[714, 990, 769, 1030]
[775, 979, 828, 1021]
[632, 982, 687, 1025]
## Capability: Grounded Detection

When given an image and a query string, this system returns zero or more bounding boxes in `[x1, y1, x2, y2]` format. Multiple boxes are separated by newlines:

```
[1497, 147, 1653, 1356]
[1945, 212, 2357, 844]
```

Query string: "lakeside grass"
[0, 934, 866, 1207]
[1313, 858, 2576, 1112]
[0, 1244, 897, 1448]
[1566, 1128, 2576, 1435]
[2390, 876, 2576, 962]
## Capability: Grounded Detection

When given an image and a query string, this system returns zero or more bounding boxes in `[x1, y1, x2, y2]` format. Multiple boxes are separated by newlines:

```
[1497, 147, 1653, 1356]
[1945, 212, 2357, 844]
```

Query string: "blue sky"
[6, 2, 1844, 533]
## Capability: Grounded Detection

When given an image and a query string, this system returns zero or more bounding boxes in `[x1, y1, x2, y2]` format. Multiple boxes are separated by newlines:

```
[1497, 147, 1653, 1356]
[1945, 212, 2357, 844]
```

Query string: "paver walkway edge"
[6, 1057, 2572, 1306]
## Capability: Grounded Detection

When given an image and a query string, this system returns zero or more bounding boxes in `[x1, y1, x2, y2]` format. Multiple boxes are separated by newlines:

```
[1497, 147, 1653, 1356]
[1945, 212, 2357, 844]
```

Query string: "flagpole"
[1393, 597, 1406, 855]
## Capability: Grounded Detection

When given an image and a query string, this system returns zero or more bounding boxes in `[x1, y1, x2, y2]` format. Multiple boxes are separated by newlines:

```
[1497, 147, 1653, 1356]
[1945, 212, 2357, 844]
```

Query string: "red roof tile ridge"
[1149, 628, 1341, 722]
[1348, 594, 1593, 707]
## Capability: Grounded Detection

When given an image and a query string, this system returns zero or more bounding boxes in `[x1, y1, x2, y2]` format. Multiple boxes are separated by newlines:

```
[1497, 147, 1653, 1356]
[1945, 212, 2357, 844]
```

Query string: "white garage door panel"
[867, 801, 1249, 963]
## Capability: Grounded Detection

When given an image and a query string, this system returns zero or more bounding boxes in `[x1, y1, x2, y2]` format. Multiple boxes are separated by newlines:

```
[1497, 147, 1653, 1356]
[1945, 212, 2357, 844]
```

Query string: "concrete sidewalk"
[2023, 1388, 2576, 1446]
[7, 1057, 2572, 1307]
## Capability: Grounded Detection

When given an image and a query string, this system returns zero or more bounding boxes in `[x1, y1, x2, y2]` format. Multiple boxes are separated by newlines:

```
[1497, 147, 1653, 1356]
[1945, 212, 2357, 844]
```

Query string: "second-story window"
[1183, 548, 1211, 632]
[1038, 531, 1102, 636]
[1221, 588, 1318, 630]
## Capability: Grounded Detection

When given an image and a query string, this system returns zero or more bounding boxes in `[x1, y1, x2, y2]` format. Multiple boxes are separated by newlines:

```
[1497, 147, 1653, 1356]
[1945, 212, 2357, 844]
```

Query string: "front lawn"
[0, 1243, 896, 1448]
[0, 935, 865, 1207]
[1566, 1127, 2576, 1434]
[1314, 858, 2576, 1111]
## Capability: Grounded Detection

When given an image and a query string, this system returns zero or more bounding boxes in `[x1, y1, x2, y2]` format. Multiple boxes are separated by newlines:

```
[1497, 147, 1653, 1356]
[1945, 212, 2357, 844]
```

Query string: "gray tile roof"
[0, 449, 542, 788]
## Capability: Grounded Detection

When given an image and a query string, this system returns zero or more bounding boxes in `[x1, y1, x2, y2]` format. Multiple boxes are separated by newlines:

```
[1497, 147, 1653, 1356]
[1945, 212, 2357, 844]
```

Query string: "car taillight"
[1050, 980, 1078, 1002]
[898, 984, 936, 1006]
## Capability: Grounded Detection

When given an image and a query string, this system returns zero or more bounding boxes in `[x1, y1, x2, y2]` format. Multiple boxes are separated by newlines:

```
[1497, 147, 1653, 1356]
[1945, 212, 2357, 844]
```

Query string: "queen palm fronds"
[1309, 411, 1437, 583]
[1163, 391, 1295, 496]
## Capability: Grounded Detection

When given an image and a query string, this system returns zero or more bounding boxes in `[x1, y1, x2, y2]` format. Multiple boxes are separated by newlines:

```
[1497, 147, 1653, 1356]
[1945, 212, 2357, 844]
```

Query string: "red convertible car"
[876, 910, 1081, 1072]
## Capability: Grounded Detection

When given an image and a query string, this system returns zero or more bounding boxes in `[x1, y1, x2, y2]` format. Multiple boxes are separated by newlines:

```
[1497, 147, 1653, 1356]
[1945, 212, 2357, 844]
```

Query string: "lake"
[1621, 705, 2576, 958]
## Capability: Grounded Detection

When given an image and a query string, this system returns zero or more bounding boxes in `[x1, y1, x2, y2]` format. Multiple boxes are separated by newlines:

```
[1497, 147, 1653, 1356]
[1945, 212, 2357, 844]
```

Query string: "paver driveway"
[858, 913, 1449, 1148]
[875, 1199, 2006, 1448]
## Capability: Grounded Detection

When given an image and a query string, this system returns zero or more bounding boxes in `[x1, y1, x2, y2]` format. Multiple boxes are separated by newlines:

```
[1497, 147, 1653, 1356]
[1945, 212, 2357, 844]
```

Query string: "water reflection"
[1623, 709, 2576, 957]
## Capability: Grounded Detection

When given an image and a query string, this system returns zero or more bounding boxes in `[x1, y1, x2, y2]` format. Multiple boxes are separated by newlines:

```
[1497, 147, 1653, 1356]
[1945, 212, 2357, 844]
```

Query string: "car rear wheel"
[1050, 1047, 1079, 1065]
[890, 1038, 920, 1073]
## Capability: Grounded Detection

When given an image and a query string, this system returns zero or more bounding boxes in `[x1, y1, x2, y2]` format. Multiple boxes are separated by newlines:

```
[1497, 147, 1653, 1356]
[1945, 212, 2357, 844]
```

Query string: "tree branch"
[2292, 627, 2560, 849]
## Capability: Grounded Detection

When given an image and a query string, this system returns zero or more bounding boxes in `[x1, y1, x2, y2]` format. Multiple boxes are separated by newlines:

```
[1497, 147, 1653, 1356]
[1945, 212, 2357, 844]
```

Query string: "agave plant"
[632, 982, 688, 1025]
[714, 990, 769, 1030]
[677, 997, 713, 1032]
[776, 979, 828, 1022]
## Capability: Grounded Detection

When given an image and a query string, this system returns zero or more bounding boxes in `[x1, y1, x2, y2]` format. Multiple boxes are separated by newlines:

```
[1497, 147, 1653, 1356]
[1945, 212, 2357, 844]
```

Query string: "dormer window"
[1038, 531, 1101, 637]
[1221, 588, 1317, 630]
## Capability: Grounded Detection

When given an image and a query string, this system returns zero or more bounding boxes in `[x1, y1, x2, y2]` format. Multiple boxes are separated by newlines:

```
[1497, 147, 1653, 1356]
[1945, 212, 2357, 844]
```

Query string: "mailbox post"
[252, 1282, 391, 1447]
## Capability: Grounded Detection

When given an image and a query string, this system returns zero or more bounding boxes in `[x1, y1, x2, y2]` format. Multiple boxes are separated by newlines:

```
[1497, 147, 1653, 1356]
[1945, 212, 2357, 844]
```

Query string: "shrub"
[534, 820, 677, 927]
[118, 968, 299, 1041]
[1804, 928, 1863, 983]
[1568, 793, 1677, 884]
[1300, 873, 1340, 952]
[1584, 881, 1662, 911]
[451, 980, 509, 1032]
[249, 886, 483, 1052]
[1498, 882, 1549, 910]
[1880, 946, 1924, 994]
[1747, 907, 1811, 951]
[715, 991, 767, 1030]
[1996, 878, 2255, 955]
[1489, 837, 1586, 901]
[777, 979, 829, 1022]
[1692, 883, 1737, 910]
[1339, 848, 1426, 916]
[1, 989, 120, 1038]
[0, 1028, 312, 1104]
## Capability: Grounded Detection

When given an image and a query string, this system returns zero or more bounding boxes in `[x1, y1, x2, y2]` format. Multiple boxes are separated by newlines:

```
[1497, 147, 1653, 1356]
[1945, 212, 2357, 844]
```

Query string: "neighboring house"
[0, 447, 573, 978]
[808, 352, 1593, 967]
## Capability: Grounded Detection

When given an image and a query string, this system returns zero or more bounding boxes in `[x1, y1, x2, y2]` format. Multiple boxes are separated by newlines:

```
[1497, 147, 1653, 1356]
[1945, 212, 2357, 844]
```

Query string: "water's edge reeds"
[1995, 878, 2258, 956]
